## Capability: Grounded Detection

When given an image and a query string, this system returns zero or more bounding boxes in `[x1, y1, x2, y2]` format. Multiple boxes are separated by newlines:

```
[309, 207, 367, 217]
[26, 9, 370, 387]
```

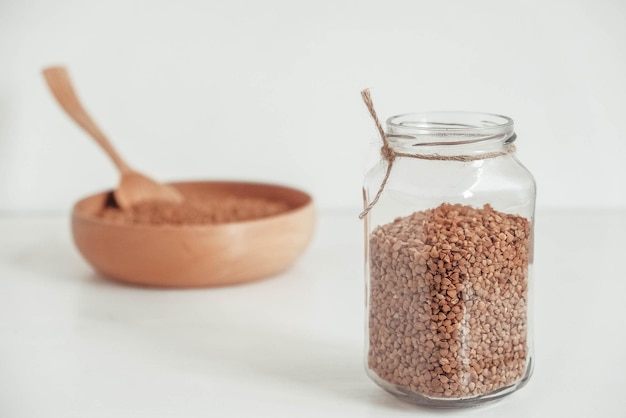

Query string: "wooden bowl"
[72, 181, 315, 287]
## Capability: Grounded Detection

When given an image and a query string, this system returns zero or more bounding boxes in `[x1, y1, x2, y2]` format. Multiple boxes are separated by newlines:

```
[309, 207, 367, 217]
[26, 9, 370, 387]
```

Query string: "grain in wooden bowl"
[72, 181, 315, 287]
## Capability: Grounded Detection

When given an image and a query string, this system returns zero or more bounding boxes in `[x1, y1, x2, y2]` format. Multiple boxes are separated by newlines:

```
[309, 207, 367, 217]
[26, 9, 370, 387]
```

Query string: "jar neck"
[386, 112, 516, 158]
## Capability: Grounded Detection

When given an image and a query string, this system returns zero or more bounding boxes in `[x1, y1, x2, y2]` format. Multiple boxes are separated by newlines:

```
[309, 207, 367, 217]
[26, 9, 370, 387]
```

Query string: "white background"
[2, 2, 626, 417]
[1, 0, 625, 212]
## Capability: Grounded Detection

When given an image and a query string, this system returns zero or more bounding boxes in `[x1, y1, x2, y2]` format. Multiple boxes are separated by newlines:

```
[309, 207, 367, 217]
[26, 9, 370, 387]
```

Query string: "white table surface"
[1, 209, 625, 418]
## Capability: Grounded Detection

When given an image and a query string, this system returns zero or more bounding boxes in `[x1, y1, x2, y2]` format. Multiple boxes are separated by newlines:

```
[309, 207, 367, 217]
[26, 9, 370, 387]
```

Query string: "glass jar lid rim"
[386, 112, 514, 135]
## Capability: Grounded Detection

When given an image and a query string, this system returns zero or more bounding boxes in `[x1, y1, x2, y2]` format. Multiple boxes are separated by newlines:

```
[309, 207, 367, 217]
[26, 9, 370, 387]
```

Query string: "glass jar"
[363, 112, 536, 407]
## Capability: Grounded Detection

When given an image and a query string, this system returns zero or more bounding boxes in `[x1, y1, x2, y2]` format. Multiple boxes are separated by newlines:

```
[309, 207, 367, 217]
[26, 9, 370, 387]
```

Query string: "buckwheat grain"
[368, 203, 530, 399]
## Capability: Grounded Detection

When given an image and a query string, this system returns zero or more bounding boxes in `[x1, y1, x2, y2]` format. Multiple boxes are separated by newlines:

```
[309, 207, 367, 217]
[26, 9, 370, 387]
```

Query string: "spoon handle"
[43, 66, 131, 173]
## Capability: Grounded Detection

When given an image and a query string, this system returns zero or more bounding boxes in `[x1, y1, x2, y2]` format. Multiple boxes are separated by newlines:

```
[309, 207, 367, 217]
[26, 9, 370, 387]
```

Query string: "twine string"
[359, 89, 515, 219]
[359, 89, 396, 220]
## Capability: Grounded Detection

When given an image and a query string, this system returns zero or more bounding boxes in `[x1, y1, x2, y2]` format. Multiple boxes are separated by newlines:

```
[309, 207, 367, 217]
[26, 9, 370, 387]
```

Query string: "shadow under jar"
[363, 112, 536, 408]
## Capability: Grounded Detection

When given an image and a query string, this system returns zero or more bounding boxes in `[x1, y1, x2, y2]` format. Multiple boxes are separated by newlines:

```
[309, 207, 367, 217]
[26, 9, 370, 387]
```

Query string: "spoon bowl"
[115, 171, 184, 209]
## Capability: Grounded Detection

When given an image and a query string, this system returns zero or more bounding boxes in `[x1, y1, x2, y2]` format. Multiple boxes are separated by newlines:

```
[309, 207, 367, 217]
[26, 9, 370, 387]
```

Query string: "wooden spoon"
[43, 66, 184, 210]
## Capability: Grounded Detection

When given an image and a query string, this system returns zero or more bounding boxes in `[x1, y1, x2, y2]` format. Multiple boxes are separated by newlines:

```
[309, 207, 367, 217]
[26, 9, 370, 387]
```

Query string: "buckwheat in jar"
[361, 90, 536, 407]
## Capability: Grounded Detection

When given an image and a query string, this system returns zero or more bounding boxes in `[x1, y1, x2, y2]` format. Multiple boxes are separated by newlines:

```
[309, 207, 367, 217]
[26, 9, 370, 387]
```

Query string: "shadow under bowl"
[72, 181, 315, 288]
